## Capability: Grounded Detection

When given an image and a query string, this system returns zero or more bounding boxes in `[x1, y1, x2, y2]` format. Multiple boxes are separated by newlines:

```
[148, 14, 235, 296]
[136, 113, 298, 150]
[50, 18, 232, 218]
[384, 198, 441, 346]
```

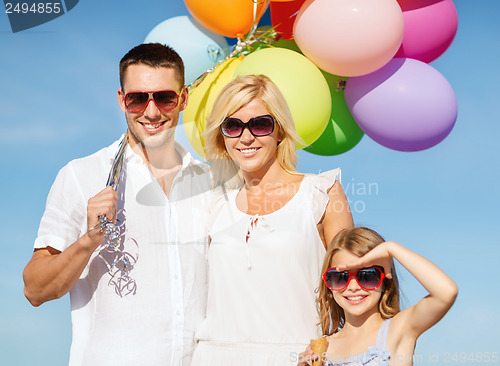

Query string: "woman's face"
[222, 98, 280, 177]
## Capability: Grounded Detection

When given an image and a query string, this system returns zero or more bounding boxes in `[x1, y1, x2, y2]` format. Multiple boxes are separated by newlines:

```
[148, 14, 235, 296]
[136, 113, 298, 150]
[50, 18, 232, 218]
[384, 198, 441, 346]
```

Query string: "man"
[23, 43, 211, 365]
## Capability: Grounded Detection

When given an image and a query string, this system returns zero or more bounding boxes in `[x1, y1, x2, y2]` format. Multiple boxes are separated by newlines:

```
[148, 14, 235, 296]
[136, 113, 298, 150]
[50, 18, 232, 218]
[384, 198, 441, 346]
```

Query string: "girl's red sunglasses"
[323, 266, 386, 291]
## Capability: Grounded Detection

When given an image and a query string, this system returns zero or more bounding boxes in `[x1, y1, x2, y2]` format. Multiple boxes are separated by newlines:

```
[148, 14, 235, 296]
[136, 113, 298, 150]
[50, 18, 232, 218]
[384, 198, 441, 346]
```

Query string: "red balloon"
[270, 0, 306, 40]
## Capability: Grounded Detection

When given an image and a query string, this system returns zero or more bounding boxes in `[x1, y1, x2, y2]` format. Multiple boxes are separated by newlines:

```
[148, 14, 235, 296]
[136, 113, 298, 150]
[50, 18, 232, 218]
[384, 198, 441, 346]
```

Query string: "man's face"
[118, 64, 187, 151]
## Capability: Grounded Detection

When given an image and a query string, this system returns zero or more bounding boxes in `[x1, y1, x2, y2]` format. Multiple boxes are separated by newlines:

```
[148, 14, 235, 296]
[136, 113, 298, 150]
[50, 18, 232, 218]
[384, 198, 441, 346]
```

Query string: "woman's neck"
[242, 161, 295, 193]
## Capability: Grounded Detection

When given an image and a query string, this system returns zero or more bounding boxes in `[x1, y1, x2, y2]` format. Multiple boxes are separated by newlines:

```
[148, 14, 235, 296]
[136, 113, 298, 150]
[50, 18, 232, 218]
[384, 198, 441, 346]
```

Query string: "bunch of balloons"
[145, 0, 458, 155]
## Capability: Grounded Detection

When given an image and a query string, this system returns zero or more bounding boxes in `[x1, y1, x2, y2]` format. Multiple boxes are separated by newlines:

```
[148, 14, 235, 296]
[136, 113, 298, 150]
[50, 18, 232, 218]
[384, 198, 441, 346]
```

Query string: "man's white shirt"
[35, 138, 211, 366]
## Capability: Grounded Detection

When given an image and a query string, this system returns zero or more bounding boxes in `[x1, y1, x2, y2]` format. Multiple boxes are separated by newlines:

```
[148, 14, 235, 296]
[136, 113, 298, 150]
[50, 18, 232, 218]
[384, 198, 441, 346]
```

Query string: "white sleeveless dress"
[191, 169, 341, 366]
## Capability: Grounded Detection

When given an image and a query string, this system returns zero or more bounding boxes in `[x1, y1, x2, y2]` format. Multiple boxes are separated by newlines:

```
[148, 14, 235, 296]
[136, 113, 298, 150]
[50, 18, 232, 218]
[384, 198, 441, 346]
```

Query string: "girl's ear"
[382, 276, 392, 291]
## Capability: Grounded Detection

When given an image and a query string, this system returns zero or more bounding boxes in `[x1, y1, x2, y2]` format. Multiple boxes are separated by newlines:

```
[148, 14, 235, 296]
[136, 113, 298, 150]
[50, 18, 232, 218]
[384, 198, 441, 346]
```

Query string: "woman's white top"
[192, 169, 341, 366]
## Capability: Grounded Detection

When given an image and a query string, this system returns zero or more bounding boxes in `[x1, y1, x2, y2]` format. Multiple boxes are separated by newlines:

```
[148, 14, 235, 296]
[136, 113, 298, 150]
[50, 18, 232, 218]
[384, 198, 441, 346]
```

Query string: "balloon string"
[249, 0, 259, 38]
[336, 79, 347, 92]
[187, 0, 275, 92]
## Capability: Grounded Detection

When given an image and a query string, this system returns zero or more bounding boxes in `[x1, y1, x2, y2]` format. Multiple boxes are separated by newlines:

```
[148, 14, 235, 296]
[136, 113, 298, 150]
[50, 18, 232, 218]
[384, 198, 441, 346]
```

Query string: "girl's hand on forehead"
[336, 241, 395, 279]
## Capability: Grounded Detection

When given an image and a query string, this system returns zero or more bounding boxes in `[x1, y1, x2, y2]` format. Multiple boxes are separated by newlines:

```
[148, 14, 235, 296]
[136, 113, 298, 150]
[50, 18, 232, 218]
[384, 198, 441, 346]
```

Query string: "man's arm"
[23, 186, 117, 307]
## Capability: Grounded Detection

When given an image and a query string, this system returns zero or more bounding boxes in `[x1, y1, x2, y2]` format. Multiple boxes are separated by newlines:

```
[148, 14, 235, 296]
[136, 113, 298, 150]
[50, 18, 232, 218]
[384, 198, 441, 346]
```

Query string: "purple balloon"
[345, 58, 457, 151]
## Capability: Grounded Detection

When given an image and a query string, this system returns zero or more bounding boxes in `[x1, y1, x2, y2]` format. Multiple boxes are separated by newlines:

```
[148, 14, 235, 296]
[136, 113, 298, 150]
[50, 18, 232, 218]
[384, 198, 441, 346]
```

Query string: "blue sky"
[1, 1, 499, 365]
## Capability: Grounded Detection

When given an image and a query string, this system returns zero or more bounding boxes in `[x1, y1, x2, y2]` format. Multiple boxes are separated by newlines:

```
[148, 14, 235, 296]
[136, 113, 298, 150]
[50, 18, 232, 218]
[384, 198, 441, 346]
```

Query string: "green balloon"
[304, 72, 364, 156]
[274, 39, 302, 53]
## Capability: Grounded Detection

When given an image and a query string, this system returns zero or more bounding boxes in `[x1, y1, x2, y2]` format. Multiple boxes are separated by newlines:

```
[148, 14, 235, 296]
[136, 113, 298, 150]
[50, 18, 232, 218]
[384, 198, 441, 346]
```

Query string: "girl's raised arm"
[338, 241, 458, 339]
[385, 241, 458, 338]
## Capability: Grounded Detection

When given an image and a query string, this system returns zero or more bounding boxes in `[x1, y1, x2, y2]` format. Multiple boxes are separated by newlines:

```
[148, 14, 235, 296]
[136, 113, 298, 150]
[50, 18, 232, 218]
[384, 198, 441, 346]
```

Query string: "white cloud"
[3, 121, 84, 144]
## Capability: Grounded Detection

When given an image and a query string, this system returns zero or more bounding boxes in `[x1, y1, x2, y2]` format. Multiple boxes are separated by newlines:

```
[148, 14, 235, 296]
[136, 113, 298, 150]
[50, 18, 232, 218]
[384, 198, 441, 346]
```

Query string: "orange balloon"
[184, 0, 269, 38]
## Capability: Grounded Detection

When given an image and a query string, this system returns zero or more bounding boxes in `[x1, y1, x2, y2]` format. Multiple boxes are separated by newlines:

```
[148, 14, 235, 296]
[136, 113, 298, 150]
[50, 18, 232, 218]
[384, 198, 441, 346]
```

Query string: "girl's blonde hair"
[317, 227, 400, 335]
[203, 74, 301, 188]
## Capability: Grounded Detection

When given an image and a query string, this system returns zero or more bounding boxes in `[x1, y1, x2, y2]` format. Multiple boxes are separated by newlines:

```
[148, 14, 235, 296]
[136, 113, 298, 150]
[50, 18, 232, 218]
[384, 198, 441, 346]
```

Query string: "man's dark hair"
[119, 43, 185, 90]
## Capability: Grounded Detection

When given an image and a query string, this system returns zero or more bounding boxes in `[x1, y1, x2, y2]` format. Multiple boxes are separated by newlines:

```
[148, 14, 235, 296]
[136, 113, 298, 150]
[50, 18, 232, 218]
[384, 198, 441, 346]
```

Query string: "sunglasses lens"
[221, 115, 275, 138]
[249, 115, 274, 136]
[154, 90, 179, 111]
[325, 269, 349, 290]
[221, 118, 243, 137]
[125, 92, 149, 112]
[325, 267, 384, 291]
[125, 90, 179, 112]
[357, 268, 382, 289]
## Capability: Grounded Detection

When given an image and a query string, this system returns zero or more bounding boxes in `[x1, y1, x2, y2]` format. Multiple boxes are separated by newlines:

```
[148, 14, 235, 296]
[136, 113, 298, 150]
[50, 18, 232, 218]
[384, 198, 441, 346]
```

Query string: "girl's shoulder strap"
[375, 319, 392, 349]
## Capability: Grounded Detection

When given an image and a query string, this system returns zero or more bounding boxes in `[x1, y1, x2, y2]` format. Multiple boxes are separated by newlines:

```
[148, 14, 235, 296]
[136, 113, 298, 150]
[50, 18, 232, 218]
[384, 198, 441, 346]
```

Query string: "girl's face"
[222, 98, 280, 177]
[329, 249, 383, 319]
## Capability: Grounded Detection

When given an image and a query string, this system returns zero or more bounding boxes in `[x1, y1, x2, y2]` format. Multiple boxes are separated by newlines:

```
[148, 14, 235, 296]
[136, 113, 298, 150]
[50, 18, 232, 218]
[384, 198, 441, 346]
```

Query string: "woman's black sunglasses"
[220, 114, 275, 138]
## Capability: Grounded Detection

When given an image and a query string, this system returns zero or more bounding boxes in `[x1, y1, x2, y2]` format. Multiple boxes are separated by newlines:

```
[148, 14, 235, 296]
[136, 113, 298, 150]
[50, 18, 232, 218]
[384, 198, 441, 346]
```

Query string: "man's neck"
[127, 132, 180, 168]
[129, 137, 183, 197]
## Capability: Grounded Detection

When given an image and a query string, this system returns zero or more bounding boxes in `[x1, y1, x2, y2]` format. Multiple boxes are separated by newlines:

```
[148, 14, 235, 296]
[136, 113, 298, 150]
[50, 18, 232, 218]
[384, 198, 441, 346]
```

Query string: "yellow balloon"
[183, 57, 242, 155]
[182, 119, 206, 158]
[235, 48, 331, 148]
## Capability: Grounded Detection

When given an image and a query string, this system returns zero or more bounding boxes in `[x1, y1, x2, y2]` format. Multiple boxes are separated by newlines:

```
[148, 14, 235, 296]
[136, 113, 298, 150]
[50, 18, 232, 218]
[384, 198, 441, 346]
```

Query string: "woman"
[191, 75, 353, 365]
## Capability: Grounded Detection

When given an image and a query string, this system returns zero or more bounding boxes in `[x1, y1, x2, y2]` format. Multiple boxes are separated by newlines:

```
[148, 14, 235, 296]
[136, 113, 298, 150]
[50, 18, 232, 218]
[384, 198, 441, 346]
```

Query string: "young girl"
[299, 227, 458, 366]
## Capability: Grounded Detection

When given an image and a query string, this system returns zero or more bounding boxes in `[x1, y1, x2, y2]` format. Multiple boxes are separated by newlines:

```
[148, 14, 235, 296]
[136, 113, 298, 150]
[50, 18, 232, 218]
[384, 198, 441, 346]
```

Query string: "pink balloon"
[293, 0, 404, 77]
[395, 0, 458, 63]
[345, 58, 457, 152]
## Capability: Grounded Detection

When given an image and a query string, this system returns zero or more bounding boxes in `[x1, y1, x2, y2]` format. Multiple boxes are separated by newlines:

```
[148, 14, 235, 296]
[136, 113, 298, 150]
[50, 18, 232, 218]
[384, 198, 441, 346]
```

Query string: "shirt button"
[176, 310, 181, 316]
[176, 346, 181, 352]
[174, 274, 179, 280]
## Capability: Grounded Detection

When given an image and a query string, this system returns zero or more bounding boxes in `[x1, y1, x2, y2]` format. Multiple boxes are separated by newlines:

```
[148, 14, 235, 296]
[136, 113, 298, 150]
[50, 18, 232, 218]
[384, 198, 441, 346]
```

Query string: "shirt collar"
[107, 135, 198, 172]
[174, 141, 196, 171]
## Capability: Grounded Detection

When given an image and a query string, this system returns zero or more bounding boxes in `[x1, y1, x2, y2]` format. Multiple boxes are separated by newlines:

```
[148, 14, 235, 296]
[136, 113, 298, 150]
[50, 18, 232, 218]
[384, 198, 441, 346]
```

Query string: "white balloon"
[145, 16, 229, 85]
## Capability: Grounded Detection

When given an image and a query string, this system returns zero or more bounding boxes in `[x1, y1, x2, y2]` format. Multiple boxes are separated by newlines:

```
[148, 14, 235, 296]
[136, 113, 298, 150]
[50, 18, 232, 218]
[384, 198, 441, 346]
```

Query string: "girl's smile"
[343, 295, 368, 304]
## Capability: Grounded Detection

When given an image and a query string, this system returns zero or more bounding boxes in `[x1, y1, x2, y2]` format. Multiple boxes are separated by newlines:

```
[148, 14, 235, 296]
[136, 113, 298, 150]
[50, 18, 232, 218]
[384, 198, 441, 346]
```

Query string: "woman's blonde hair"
[317, 227, 400, 335]
[204, 74, 301, 188]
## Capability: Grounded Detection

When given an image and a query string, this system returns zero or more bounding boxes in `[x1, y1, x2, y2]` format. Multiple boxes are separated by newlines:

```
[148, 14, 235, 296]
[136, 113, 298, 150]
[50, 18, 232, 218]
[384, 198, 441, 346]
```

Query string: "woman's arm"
[322, 182, 354, 247]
